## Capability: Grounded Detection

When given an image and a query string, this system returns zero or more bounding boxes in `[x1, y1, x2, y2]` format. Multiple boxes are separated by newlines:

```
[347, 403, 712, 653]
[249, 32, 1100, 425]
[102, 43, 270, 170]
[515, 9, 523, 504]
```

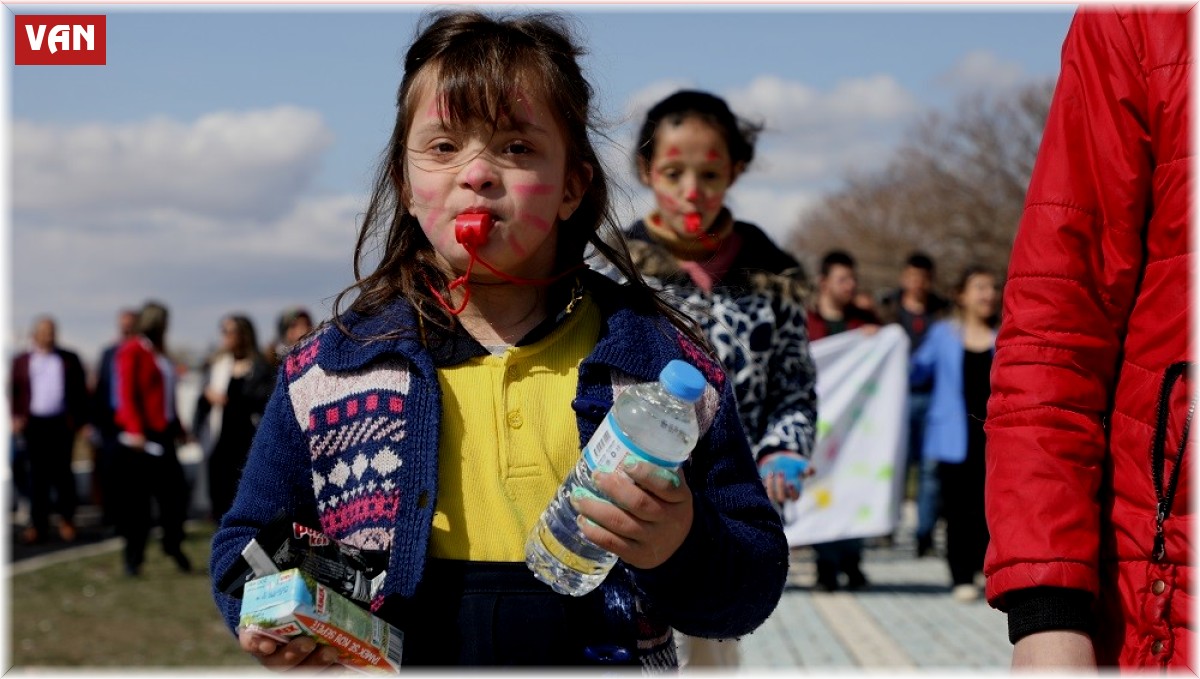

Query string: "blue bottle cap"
[659, 359, 706, 403]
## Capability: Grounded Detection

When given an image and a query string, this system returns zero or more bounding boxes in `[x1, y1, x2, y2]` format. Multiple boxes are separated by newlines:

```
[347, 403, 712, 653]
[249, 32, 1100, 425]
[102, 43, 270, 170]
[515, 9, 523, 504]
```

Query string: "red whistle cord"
[428, 244, 586, 317]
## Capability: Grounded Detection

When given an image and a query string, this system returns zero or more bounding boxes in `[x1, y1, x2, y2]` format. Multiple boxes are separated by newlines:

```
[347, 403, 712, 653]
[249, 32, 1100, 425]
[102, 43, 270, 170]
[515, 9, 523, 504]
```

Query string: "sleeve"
[753, 292, 817, 460]
[629, 377, 789, 638]
[192, 369, 211, 439]
[909, 323, 939, 389]
[209, 368, 320, 634]
[10, 356, 24, 419]
[65, 352, 89, 428]
[247, 360, 278, 415]
[114, 344, 144, 436]
[984, 8, 1151, 610]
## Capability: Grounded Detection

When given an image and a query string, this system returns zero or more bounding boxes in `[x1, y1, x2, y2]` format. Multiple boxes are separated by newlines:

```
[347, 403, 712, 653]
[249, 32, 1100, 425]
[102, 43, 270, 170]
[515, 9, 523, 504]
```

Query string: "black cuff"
[1005, 587, 1096, 645]
[755, 447, 787, 464]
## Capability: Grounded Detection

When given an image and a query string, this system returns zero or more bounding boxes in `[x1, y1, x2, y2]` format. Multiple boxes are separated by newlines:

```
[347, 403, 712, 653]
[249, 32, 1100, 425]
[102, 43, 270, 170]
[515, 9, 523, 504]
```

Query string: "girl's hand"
[758, 452, 812, 504]
[239, 629, 340, 671]
[574, 457, 693, 570]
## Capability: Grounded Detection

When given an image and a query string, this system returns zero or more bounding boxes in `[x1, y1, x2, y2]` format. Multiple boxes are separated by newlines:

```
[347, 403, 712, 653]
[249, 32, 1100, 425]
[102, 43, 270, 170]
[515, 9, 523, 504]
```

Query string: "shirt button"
[507, 410, 523, 429]
[1152, 579, 1166, 595]
[1152, 640, 1165, 654]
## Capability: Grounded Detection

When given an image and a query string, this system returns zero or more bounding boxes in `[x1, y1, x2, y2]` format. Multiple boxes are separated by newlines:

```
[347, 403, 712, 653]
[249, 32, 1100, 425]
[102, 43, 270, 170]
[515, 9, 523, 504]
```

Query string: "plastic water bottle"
[526, 359, 706, 596]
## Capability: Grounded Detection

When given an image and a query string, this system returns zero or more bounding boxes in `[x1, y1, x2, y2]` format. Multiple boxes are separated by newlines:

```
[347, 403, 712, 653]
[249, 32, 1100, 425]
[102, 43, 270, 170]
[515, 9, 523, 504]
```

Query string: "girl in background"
[210, 11, 788, 669]
[909, 266, 998, 602]
[617, 89, 817, 668]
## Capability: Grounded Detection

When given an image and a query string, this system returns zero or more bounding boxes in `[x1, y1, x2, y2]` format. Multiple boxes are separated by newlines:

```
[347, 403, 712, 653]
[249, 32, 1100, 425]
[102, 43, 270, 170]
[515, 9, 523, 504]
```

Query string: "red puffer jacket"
[984, 6, 1192, 670]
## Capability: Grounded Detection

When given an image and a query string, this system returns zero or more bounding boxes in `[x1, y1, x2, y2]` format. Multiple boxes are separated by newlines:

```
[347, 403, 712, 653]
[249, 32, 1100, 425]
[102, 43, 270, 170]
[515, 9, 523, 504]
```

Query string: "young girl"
[209, 11, 788, 669]
[909, 265, 998, 602]
[613, 90, 817, 667]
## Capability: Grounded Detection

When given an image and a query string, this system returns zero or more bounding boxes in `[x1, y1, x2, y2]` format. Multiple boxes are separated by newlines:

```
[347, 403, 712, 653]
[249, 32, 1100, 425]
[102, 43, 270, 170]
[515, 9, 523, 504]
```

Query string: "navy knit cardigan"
[210, 272, 788, 650]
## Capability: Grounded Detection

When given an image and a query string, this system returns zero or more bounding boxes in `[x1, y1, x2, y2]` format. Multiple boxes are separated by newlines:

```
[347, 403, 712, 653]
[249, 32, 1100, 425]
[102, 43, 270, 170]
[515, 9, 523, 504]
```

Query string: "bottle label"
[582, 412, 677, 472]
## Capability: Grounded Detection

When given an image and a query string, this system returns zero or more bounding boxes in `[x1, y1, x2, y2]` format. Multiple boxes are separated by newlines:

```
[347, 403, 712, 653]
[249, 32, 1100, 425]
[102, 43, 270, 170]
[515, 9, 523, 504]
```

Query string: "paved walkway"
[739, 542, 1011, 670]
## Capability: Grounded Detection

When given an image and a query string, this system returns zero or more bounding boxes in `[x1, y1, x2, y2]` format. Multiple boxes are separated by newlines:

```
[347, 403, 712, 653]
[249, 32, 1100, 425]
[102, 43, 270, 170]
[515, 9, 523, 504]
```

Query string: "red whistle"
[455, 212, 493, 248]
[683, 213, 703, 234]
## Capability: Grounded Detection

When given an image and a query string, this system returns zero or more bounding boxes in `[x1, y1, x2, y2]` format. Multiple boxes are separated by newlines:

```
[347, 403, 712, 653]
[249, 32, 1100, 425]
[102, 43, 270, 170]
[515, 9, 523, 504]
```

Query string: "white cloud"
[728, 74, 919, 129]
[940, 49, 1025, 92]
[11, 190, 365, 365]
[13, 106, 334, 223]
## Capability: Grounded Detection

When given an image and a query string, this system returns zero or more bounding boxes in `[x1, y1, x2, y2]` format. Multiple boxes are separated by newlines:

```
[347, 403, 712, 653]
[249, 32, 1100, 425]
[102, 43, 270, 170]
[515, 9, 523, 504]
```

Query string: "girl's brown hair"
[952, 264, 999, 328]
[332, 10, 708, 353]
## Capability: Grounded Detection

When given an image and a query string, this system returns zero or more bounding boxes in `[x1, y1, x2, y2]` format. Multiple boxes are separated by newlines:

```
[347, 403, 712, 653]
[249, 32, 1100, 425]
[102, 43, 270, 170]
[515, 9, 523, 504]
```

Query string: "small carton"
[239, 568, 403, 673]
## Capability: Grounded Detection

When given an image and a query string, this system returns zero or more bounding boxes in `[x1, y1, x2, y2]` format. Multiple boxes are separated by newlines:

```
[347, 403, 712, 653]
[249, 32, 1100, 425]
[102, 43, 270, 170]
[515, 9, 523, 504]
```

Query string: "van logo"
[15, 15, 106, 66]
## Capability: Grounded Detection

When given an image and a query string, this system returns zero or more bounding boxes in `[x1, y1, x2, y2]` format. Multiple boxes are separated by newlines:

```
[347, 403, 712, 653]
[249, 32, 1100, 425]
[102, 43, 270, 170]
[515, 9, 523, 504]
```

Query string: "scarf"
[643, 207, 735, 261]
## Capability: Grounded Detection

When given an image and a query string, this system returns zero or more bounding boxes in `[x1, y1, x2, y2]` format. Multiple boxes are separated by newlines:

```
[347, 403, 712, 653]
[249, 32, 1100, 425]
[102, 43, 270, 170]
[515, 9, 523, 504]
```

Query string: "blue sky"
[8, 4, 1078, 365]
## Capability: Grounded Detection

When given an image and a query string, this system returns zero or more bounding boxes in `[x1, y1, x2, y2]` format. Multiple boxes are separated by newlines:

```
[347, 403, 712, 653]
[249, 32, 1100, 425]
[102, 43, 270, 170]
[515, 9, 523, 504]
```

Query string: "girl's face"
[220, 321, 240, 353]
[640, 115, 742, 237]
[958, 273, 998, 322]
[403, 78, 588, 280]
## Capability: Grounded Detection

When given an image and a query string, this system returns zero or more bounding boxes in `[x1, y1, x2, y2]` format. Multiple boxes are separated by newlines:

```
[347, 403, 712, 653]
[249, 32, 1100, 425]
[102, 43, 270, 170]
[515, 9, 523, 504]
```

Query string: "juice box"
[239, 568, 403, 673]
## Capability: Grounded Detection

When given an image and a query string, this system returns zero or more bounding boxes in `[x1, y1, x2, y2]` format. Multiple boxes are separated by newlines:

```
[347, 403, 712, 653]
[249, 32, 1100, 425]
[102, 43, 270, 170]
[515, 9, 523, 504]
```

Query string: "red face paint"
[684, 213, 703, 233]
[665, 146, 681, 158]
[507, 233, 528, 257]
[513, 183, 555, 197]
[706, 149, 720, 161]
[519, 212, 552, 233]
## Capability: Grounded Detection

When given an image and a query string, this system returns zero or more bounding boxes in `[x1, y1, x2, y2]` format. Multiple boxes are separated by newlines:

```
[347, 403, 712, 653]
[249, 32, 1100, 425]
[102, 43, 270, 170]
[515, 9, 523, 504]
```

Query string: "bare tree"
[789, 79, 1055, 297]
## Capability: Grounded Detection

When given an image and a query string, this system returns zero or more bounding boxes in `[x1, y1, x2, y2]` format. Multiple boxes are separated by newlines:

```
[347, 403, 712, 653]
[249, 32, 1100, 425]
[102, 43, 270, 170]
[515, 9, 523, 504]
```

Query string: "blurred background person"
[263, 307, 312, 370]
[909, 266, 998, 602]
[617, 89, 817, 668]
[89, 307, 139, 528]
[806, 250, 879, 591]
[9, 316, 89, 544]
[193, 314, 274, 523]
[113, 301, 192, 576]
[878, 252, 949, 557]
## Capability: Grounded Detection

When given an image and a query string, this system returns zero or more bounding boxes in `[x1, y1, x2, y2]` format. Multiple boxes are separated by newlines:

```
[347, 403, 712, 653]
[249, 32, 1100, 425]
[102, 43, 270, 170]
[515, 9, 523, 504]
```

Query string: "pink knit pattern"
[320, 492, 401, 535]
[285, 338, 321, 378]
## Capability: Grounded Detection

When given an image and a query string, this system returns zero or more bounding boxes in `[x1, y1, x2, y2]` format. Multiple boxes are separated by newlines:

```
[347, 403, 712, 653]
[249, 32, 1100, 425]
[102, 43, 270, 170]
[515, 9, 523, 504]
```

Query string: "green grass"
[9, 525, 259, 669]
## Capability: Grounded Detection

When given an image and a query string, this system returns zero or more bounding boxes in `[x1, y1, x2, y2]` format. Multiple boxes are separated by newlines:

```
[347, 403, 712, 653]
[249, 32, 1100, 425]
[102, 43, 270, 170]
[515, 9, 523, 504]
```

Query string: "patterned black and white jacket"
[605, 219, 817, 463]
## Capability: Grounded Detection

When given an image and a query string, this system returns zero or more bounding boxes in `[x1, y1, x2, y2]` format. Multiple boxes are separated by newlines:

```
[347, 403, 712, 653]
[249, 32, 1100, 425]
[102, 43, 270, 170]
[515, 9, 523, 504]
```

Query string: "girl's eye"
[703, 171, 723, 181]
[505, 141, 532, 155]
[661, 169, 681, 181]
[432, 141, 458, 155]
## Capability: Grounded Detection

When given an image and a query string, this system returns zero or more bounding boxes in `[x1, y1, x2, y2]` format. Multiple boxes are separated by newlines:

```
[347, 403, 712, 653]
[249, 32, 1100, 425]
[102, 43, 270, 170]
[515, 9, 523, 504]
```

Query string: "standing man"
[90, 308, 139, 527]
[113, 301, 192, 576]
[878, 252, 949, 557]
[806, 250, 880, 591]
[10, 316, 89, 544]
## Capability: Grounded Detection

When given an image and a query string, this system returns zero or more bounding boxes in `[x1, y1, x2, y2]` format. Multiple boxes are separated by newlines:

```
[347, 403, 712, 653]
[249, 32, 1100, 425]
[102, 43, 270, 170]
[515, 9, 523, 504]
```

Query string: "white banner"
[783, 324, 910, 546]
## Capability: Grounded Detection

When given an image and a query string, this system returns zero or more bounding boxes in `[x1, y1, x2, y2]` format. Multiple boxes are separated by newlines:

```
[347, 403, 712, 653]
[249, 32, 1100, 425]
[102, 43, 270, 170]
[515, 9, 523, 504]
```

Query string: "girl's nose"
[458, 155, 498, 192]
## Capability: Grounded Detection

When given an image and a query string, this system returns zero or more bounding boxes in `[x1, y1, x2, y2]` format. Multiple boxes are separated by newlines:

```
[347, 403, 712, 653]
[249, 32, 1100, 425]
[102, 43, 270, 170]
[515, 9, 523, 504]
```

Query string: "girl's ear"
[729, 160, 747, 186]
[636, 156, 653, 186]
[558, 162, 594, 221]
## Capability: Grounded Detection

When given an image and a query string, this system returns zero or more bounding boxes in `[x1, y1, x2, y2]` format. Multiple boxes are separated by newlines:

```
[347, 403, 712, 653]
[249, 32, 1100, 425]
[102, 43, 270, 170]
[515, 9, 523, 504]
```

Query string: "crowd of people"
[7, 4, 1190, 672]
[8, 303, 316, 577]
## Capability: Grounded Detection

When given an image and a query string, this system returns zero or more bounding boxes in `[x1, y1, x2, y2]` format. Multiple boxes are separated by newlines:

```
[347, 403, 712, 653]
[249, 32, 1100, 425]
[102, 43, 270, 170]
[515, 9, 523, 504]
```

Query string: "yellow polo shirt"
[430, 295, 601, 561]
